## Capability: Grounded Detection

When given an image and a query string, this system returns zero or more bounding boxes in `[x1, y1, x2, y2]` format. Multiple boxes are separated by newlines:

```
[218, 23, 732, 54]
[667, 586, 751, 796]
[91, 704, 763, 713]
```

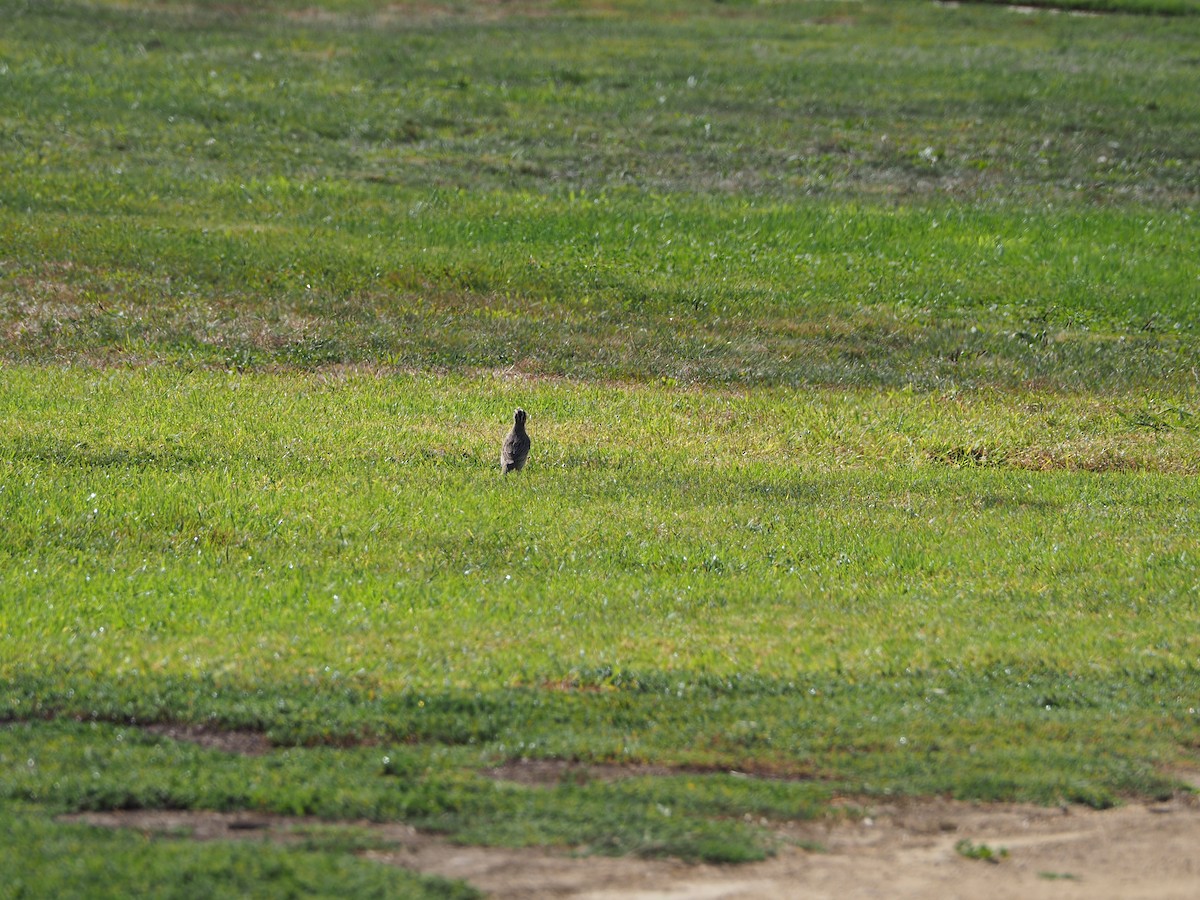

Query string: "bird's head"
[514, 408, 527, 428]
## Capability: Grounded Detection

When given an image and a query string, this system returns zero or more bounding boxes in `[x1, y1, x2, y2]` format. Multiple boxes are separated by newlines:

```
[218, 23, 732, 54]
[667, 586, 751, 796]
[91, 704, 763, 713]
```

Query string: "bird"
[501, 408, 531, 473]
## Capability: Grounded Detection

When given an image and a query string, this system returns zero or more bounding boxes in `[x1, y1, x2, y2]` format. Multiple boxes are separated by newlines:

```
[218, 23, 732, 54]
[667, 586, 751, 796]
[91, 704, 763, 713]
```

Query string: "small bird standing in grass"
[501, 408, 531, 473]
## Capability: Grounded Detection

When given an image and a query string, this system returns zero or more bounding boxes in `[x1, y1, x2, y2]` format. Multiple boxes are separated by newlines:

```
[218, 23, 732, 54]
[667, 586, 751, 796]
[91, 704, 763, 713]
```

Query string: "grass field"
[3, 0, 1200, 894]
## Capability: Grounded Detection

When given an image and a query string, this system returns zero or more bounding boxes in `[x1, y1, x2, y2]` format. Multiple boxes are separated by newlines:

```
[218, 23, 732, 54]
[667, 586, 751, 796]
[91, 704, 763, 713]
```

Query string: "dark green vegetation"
[0, 798, 479, 899]
[2, 0, 1199, 894]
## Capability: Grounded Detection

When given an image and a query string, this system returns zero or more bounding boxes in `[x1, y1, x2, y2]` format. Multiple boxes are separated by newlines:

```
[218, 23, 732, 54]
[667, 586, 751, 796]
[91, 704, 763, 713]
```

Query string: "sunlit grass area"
[2, 367, 1198, 867]
[3, 368, 1199, 688]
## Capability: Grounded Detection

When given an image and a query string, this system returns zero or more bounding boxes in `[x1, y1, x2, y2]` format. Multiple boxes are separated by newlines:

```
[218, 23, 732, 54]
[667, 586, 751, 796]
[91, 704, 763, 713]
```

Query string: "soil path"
[67, 793, 1200, 899]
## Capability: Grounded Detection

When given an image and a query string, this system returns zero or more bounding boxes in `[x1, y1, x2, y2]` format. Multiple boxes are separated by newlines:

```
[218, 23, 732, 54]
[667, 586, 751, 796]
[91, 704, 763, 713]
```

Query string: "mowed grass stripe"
[3, 367, 1197, 691]
[3, 199, 1197, 390]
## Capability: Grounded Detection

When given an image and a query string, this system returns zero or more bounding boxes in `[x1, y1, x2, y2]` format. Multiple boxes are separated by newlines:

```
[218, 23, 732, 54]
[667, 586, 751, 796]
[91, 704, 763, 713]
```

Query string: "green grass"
[0, 801, 479, 899]
[1, 368, 1198, 869]
[3, 368, 1199, 688]
[2, 0, 1198, 387]
[2, 0, 1200, 893]
[954, 838, 1008, 863]
[5, 196, 1197, 390]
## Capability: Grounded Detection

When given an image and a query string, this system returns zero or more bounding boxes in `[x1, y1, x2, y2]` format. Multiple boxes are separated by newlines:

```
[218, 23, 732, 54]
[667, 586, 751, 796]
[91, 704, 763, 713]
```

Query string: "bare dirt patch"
[65, 792, 1200, 899]
[480, 758, 673, 786]
[481, 757, 826, 787]
[141, 723, 273, 756]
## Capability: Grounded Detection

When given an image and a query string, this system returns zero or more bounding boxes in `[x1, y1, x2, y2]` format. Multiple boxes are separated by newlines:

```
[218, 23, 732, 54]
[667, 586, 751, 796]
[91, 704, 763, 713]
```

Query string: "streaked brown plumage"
[501, 407, 530, 473]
